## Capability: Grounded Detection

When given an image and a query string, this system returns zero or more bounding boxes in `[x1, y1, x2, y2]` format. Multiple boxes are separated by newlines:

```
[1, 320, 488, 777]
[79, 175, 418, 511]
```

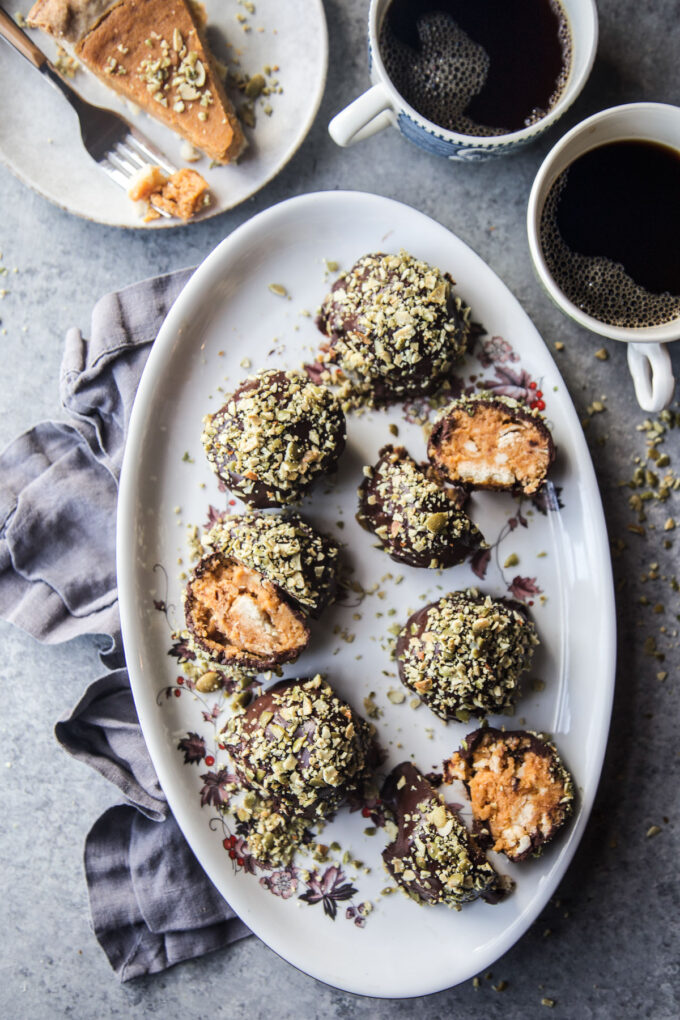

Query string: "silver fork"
[0, 7, 177, 214]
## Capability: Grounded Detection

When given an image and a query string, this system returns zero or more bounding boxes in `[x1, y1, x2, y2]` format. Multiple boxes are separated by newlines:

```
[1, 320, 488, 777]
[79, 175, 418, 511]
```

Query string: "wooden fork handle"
[0, 7, 47, 69]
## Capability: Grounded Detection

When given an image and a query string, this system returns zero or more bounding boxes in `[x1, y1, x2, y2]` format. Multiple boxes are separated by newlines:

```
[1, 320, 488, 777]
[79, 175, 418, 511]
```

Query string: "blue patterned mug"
[329, 0, 598, 161]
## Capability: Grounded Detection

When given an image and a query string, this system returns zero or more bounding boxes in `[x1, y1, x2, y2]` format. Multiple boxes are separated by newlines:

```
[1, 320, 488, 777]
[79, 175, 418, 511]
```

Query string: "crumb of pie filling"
[128, 164, 167, 201]
[128, 165, 210, 221]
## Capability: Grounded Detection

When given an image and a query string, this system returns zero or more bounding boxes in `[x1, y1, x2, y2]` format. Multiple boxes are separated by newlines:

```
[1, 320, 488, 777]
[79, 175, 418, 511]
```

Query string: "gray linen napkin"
[0, 269, 250, 980]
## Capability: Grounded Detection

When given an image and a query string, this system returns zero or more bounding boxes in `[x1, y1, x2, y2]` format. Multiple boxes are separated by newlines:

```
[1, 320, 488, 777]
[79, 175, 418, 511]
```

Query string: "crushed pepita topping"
[450, 390, 545, 419]
[315, 250, 471, 407]
[135, 31, 213, 116]
[54, 45, 79, 78]
[397, 590, 539, 719]
[357, 445, 484, 569]
[245, 72, 266, 98]
[220, 675, 376, 865]
[201, 369, 346, 507]
[202, 511, 340, 616]
[627, 411, 680, 526]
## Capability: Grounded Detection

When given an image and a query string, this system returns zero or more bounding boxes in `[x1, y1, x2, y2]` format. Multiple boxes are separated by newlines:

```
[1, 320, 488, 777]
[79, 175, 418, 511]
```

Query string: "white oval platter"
[117, 190, 616, 996]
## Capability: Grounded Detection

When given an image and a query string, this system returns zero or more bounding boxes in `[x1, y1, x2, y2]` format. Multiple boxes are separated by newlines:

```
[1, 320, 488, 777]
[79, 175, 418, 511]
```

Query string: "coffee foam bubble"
[540, 173, 680, 330]
[380, 12, 502, 137]
[379, 5, 572, 137]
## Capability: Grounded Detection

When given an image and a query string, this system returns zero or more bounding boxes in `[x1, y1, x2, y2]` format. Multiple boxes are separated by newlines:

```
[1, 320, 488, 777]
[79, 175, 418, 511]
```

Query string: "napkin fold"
[0, 269, 250, 980]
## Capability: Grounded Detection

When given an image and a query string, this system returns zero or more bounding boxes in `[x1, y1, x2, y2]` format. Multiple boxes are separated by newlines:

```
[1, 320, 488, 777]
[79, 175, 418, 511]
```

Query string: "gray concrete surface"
[1, 0, 679, 1016]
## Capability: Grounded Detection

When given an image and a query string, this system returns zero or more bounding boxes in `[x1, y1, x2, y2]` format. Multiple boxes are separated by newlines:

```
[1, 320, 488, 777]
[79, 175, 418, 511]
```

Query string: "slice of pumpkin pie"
[28, 0, 246, 163]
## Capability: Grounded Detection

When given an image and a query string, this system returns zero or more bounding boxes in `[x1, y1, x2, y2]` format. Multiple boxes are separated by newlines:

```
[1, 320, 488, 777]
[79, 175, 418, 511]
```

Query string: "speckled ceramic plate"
[1, 0, 327, 228]
[117, 191, 616, 996]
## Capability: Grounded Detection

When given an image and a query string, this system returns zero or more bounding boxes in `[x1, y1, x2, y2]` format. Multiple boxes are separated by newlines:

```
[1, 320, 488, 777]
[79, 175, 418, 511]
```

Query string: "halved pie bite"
[28, 0, 245, 164]
[185, 512, 341, 671]
[184, 552, 310, 671]
[356, 444, 485, 569]
[444, 728, 575, 861]
[428, 394, 555, 495]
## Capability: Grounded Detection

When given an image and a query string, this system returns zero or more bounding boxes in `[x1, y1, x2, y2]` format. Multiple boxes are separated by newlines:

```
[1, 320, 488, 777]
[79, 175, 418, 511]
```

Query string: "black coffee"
[540, 140, 680, 329]
[379, 0, 572, 137]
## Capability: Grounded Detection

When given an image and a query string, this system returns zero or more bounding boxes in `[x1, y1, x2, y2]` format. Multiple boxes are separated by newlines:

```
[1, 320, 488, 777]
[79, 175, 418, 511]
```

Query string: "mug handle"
[626, 342, 676, 413]
[329, 83, 394, 147]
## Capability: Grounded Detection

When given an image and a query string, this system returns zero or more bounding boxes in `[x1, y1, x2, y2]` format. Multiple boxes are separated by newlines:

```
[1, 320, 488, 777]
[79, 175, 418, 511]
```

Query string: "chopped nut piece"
[196, 671, 221, 693]
[245, 73, 266, 98]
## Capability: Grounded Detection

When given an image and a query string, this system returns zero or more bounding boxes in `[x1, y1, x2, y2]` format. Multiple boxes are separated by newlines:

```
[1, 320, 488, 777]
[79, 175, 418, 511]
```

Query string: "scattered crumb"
[128, 165, 209, 221]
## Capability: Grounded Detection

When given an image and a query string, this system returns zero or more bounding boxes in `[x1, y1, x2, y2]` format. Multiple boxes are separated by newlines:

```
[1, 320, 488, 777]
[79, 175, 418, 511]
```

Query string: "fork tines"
[102, 132, 177, 200]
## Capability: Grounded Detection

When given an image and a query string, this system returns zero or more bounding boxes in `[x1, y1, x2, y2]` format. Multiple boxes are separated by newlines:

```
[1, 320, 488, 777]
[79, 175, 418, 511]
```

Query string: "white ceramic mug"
[329, 0, 598, 161]
[527, 102, 679, 413]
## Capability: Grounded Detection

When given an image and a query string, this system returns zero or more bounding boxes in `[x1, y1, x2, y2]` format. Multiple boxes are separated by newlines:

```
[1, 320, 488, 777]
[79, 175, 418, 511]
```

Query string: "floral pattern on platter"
[155, 330, 563, 924]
